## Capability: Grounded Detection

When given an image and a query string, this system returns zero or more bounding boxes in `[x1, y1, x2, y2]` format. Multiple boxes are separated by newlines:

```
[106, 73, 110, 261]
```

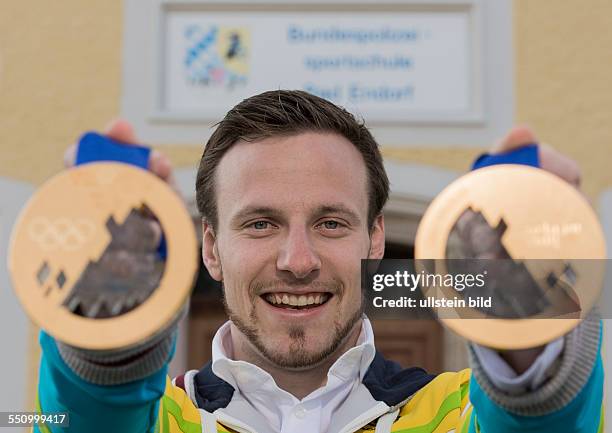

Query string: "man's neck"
[230, 321, 363, 400]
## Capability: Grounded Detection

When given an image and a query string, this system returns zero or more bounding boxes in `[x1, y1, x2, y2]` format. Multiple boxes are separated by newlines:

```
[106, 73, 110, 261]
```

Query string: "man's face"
[202, 132, 384, 369]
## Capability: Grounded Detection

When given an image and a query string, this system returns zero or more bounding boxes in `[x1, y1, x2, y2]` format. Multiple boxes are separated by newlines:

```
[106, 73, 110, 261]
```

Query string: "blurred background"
[1, 0, 611, 430]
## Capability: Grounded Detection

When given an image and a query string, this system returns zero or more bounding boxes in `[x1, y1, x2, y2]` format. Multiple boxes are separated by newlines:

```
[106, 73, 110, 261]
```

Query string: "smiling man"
[197, 108, 385, 400]
[35, 90, 604, 433]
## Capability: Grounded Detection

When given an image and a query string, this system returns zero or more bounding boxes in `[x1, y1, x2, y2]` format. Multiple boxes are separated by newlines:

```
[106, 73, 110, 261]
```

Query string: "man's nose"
[276, 228, 321, 279]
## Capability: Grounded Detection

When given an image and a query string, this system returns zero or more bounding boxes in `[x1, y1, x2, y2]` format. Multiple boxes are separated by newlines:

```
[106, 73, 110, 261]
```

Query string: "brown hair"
[195, 90, 389, 230]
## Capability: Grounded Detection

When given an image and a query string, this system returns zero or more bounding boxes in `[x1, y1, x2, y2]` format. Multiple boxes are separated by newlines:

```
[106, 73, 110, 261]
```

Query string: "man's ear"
[368, 214, 385, 259]
[202, 221, 223, 281]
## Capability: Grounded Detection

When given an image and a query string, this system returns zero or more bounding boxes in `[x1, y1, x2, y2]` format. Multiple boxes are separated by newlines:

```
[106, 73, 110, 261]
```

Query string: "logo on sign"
[184, 24, 250, 89]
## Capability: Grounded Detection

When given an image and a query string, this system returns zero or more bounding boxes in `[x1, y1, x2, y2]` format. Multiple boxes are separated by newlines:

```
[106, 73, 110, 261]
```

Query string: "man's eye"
[321, 220, 340, 229]
[251, 221, 270, 230]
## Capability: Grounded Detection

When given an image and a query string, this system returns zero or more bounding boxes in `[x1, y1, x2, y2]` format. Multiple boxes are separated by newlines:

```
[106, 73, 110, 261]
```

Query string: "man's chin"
[229, 304, 364, 369]
[258, 339, 340, 370]
[256, 321, 361, 370]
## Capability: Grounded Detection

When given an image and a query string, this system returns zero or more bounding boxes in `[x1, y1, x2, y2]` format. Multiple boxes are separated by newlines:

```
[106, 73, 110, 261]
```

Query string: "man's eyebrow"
[231, 204, 362, 224]
[232, 206, 284, 223]
[316, 204, 361, 222]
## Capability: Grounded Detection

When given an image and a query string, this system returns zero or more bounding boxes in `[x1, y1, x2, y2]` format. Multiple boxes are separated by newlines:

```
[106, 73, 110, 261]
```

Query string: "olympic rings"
[27, 217, 96, 251]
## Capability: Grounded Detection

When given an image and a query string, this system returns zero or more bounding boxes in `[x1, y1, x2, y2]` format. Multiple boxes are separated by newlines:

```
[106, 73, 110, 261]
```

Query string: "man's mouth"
[262, 293, 332, 310]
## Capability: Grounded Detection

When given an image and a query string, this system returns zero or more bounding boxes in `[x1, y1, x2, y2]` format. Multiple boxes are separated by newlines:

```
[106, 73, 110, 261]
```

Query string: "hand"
[64, 119, 177, 188]
[61, 119, 178, 319]
[491, 125, 581, 187]
[490, 125, 582, 373]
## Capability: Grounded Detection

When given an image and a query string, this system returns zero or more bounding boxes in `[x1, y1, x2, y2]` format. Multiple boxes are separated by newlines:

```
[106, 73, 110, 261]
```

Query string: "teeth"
[264, 293, 330, 307]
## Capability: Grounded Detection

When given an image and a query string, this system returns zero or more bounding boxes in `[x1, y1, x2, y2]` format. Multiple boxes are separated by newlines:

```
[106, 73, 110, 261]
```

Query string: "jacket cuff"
[472, 337, 564, 394]
[57, 304, 186, 385]
[468, 310, 601, 416]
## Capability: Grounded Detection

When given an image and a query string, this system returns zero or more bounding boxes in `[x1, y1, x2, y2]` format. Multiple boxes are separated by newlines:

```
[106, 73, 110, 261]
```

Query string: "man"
[36, 90, 603, 432]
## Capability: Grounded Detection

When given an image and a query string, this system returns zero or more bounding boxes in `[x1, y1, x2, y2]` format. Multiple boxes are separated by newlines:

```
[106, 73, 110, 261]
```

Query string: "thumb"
[491, 125, 537, 154]
[104, 118, 138, 144]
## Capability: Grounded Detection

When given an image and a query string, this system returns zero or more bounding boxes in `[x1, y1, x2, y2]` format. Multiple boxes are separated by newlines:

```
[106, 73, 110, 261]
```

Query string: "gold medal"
[415, 165, 606, 349]
[8, 163, 198, 350]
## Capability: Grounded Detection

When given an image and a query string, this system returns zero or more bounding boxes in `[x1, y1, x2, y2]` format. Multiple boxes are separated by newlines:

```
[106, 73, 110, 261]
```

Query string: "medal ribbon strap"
[471, 144, 540, 171]
[75, 132, 151, 169]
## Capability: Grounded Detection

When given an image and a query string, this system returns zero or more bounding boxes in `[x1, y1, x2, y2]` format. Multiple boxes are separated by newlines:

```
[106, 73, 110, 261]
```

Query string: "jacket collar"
[210, 318, 377, 397]
[192, 350, 435, 412]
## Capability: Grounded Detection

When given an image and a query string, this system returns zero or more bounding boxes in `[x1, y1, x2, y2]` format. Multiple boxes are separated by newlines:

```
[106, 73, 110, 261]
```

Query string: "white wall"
[0, 178, 34, 427]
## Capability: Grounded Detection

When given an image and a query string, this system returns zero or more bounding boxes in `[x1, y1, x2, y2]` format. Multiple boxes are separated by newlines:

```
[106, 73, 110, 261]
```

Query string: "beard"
[223, 279, 365, 369]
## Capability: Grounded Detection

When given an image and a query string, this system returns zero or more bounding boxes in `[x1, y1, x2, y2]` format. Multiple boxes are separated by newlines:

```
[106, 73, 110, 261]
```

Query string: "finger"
[104, 118, 138, 145]
[491, 125, 537, 154]
[149, 149, 179, 193]
[64, 143, 77, 168]
[149, 150, 173, 181]
[539, 143, 582, 187]
[103, 119, 177, 186]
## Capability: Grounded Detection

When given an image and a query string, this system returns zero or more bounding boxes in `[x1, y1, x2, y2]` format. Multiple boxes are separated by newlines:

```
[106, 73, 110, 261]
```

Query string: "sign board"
[162, 10, 473, 122]
[123, 0, 512, 146]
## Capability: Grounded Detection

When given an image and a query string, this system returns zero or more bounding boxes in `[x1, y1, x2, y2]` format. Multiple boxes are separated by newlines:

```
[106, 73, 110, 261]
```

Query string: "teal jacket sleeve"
[467, 319, 604, 433]
[34, 331, 169, 433]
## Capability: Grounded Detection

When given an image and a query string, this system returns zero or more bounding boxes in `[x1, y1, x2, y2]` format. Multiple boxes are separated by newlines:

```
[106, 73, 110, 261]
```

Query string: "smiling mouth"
[262, 293, 333, 310]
